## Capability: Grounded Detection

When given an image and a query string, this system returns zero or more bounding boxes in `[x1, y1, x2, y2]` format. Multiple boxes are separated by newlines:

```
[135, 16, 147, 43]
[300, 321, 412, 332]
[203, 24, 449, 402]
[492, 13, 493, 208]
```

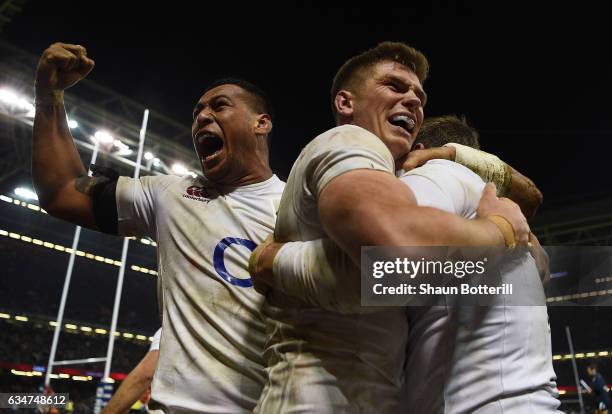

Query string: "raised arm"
[32, 42, 100, 230]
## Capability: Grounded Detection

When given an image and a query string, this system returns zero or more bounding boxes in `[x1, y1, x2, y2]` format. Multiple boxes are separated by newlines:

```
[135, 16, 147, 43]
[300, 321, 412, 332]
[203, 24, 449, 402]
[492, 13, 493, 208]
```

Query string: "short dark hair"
[414, 115, 481, 149]
[588, 362, 598, 371]
[331, 41, 429, 120]
[203, 78, 274, 120]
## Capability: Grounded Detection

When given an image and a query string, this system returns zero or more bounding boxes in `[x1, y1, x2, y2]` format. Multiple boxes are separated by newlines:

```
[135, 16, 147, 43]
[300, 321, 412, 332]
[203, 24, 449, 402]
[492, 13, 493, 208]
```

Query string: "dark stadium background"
[0, 2, 610, 413]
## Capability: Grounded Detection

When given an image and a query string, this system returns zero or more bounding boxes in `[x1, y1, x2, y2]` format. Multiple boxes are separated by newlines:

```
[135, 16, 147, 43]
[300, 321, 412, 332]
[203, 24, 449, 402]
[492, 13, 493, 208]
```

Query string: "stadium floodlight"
[171, 163, 189, 175]
[113, 139, 132, 156]
[19, 98, 35, 117]
[0, 88, 19, 105]
[94, 130, 114, 143]
[14, 187, 38, 201]
[0, 88, 36, 117]
[144, 151, 154, 160]
[67, 119, 78, 129]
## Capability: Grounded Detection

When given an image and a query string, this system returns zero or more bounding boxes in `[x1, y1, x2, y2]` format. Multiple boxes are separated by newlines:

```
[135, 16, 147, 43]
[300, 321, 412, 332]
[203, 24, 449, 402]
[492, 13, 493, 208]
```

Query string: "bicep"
[44, 177, 100, 231]
[319, 168, 502, 257]
[318, 169, 418, 264]
[48, 173, 122, 235]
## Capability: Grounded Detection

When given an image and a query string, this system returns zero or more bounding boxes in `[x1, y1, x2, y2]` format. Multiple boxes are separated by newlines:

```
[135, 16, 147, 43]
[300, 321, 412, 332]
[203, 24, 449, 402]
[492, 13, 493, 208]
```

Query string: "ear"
[254, 114, 272, 135]
[334, 90, 354, 119]
[412, 142, 425, 150]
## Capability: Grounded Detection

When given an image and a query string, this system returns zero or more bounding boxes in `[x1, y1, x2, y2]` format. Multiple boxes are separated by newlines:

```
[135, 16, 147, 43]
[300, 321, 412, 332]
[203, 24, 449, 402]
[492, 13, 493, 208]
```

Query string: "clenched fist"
[35, 43, 95, 95]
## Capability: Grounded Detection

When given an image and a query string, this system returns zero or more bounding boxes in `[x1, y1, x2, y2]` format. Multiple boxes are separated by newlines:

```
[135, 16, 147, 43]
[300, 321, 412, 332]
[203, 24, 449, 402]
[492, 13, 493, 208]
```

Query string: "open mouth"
[388, 114, 416, 135]
[196, 132, 224, 162]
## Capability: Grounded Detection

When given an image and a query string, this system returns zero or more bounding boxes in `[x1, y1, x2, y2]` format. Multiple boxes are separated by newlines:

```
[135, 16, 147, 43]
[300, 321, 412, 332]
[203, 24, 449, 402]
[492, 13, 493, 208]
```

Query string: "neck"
[337, 120, 406, 169]
[395, 152, 408, 171]
[209, 163, 274, 190]
[231, 167, 274, 187]
[239, 142, 274, 185]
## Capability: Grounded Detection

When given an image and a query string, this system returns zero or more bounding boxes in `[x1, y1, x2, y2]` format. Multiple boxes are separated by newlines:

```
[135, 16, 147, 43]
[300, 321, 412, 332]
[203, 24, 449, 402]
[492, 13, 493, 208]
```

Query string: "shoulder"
[118, 173, 184, 188]
[408, 159, 485, 188]
[414, 159, 479, 177]
[299, 125, 394, 173]
[269, 176, 286, 196]
[400, 159, 485, 216]
[238, 175, 286, 197]
[117, 174, 195, 201]
[308, 124, 391, 155]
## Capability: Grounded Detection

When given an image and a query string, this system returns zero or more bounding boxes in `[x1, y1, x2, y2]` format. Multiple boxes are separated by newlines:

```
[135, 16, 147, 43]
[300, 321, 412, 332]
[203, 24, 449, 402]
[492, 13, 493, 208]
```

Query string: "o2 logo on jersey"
[213, 237, 257, 288]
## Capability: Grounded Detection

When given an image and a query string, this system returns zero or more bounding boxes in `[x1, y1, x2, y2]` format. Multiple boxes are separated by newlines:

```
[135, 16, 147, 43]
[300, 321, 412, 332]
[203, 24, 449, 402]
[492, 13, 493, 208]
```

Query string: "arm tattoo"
[74, 175, 111, 196]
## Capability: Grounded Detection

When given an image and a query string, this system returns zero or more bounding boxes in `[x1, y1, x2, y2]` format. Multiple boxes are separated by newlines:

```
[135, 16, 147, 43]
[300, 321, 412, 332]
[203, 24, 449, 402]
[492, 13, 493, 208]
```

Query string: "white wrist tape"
[444, 143, 512, 196]
[272, 239, 369, 314]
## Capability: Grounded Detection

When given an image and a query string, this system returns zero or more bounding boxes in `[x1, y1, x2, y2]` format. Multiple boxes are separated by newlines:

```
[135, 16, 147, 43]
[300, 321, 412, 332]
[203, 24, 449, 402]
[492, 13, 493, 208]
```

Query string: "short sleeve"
[305, 125, 395, 199]
[149, 328, 162, 352]
[115, 175, 175, 238]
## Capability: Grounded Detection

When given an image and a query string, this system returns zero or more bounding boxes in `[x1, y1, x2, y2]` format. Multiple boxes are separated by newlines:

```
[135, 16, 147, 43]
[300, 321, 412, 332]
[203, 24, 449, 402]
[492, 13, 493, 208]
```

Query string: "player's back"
[400, 160, 560, 413]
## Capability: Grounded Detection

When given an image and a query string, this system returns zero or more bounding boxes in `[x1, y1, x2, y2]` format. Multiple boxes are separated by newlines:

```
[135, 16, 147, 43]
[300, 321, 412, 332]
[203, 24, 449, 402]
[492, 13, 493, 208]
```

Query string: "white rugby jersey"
[256, 125, 409, 414]
[399, 159, 484, 219]
[116, 174, 284, 413]
[149, 328, 162, 352]
[400, 160, 560, 414]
